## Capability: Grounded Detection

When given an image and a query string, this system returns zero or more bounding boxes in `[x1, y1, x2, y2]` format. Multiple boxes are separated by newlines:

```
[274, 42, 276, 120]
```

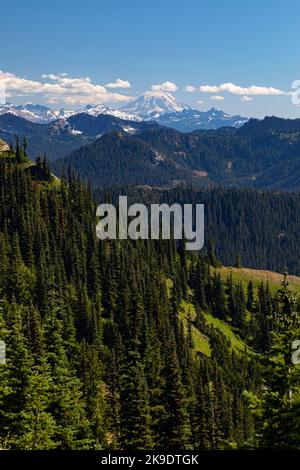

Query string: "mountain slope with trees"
[54, 116, 300, 191]
[95, 185, 300, 276]
[0, 150, 299, 449]
[0, 113, 159, 161]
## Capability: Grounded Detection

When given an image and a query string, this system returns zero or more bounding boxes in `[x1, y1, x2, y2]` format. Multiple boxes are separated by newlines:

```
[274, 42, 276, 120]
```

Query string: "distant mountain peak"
[122, 91, 189, 120]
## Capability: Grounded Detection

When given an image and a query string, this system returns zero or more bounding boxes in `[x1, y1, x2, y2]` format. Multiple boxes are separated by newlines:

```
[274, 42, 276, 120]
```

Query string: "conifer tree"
[119, 352, 153, 449]
[245, 275, 300, 448]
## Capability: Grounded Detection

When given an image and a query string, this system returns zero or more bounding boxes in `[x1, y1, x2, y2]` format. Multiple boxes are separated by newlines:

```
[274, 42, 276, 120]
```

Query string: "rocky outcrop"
[0, 139, 10, 153]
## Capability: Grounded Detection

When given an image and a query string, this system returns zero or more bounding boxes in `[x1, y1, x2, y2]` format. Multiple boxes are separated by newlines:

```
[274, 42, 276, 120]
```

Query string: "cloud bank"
[0, 71, 133, 105]
[200, 82, 285, 96]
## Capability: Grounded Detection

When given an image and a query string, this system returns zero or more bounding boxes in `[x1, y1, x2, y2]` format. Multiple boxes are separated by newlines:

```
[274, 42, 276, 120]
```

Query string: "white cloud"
[0, 70, 133, 105]
[151, 81, 178, 92]
[200, 82, 285, 96]
[211, 95, 224, 101]
[42, 73, 64, 80]
[241, 95, 253, 102]
[184, 85, 196, 93]
[105, 78, 131, 89]
[0, 71, 46, 95]
[197, 100, 203, 104]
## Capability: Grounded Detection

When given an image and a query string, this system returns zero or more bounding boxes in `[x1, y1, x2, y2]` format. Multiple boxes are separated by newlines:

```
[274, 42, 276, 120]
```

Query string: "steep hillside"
[1, 149, 300, 450]
[53, 131, 203, 188]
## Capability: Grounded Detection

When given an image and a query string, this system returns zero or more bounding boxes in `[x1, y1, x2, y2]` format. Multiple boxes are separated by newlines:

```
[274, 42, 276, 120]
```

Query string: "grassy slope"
[168, 266, 300, 358]
[166, 278, 247, 358]
[216, 266, 300, 295]
[203, 311, 250, 353]
[166, 279, 211, 356]
[179, 299, 211, 357]
[179, 298, 249, 357]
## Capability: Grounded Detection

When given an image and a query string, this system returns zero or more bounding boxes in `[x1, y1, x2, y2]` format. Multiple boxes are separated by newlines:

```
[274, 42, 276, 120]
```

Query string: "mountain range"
[53, 116, 300, 192]
[157, 107, 248, 131]
[2, 106, 300, 193]
[0, 91, 248, 131]
[0, 112, 161, 160]
[0, 92, 247, 160]
[2, 93, 300, 193]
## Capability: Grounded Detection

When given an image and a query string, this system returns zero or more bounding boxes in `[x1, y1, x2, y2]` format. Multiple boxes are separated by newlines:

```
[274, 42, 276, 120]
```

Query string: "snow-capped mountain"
[76, 104, 139, 121]
[0, 103, 60, 123]
[0, 102, 139, 123]
[157, 107, 249, 131]
[0, 94, 248, 131]
[122, 91, 190, 120]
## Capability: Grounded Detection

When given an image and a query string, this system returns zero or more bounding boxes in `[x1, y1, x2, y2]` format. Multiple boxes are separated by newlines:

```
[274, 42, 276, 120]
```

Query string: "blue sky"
[1, 0, 300, 117]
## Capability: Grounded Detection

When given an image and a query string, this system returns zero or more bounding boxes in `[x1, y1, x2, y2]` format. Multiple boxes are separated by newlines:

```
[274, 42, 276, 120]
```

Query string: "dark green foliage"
[245, 276, 300, 449]
[0, 155, 299, 450]
[116, 185, 300, 275]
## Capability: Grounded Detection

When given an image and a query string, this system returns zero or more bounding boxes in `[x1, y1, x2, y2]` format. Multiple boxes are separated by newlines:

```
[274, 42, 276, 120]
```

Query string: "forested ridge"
[4, 113, 300, 191]
[54, 116, 300, 191]
[0, 150, 300, 450]
[107, 185, 300, 275]
[0, 113, 160, 161]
